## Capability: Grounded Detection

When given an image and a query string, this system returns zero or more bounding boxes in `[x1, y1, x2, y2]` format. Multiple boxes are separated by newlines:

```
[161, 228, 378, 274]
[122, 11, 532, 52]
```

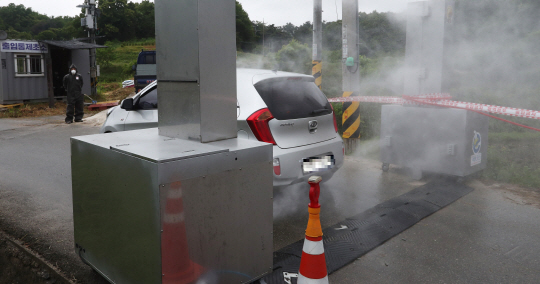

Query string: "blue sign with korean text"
[0, 40, 48, 53]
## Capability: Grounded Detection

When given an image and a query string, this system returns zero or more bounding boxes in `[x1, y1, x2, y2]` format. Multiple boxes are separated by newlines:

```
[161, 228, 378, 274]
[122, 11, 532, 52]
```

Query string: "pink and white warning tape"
[328, 93, 540, 120]
[328, 93, 452, 104]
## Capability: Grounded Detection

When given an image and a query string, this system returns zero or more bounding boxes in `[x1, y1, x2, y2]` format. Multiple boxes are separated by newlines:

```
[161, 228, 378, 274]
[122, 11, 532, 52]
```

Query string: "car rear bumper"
[272, 137, 344, 187]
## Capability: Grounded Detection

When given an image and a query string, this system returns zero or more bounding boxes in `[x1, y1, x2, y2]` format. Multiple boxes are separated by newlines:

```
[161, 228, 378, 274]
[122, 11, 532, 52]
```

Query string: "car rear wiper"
[311, 109, 330, 114]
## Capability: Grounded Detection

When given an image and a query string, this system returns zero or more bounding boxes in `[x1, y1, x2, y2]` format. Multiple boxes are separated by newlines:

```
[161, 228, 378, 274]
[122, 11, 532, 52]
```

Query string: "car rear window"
[254, 79, 332, 120]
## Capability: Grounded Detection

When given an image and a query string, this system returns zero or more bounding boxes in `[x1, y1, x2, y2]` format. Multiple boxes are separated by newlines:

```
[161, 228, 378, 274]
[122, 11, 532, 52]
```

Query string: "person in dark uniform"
[63, 64, 84, 124]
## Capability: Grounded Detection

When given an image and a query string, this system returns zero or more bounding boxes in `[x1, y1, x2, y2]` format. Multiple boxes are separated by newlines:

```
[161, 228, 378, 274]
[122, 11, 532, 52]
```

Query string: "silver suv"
[101, 68, 344, 187]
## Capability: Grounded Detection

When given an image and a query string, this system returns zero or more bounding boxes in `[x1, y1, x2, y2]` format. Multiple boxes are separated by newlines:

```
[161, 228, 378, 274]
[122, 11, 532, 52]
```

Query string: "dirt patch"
[98, 83, 120, 93]
[0, 230, 73, 284]
[101, 86, 134, 101]
[0, 218, 109, 284]
[481, 180, 540, 209]
[0, 102, 101, 119]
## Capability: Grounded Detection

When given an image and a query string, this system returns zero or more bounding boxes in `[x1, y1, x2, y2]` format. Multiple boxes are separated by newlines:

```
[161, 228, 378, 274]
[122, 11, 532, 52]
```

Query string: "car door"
[124, 87, 159, 131]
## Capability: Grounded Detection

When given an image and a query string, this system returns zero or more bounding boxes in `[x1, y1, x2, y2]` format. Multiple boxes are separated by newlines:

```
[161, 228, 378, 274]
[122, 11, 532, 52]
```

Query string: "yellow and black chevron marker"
[312, 60, 322, 89]
[342, 91, 360, 139]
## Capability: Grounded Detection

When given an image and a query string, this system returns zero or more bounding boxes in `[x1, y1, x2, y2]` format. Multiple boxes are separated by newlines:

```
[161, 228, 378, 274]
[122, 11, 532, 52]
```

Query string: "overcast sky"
[2, 0, 407, 26]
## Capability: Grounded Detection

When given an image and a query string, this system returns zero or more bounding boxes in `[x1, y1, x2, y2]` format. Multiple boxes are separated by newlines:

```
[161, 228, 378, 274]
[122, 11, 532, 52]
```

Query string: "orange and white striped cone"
[161, 181, 203, 284]
[298, 176, 329, 284]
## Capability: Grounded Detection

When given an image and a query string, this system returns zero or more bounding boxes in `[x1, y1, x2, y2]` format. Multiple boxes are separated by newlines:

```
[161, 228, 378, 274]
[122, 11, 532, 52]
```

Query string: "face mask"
[71, 70, 76, 75]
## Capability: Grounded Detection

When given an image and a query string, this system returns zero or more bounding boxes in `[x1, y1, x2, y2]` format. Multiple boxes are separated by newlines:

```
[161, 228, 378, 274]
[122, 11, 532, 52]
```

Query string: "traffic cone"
[161, 181, 203, 284]
[298, 176, 329, 284]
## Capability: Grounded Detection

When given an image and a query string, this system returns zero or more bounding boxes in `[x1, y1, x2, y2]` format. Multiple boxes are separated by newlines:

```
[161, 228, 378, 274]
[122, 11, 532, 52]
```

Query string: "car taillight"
[330, 103, 338, 133]
[273, 158, 281, 175]
[247, 108, 277, 145]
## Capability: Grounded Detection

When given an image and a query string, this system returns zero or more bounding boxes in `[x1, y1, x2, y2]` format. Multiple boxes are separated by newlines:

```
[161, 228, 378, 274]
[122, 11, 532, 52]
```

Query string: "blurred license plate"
[302, 155, 335, 174]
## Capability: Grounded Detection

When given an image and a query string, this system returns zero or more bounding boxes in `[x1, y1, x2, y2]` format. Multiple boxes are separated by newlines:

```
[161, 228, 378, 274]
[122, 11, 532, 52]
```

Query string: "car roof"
[134, 69, 316, 119]
[236, 68, 314, 84]
[139, 68, 313, 89]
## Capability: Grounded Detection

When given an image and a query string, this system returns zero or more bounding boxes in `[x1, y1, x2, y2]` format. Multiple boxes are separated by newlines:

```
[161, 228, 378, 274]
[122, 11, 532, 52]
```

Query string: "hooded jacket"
[63, 64, 84, 97]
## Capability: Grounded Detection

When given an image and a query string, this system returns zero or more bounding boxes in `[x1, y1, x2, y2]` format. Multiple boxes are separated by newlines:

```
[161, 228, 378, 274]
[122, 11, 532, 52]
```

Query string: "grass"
[482, 132, 540, 188]
[97, 40, 156, 84]
[96, 84, 134, 102]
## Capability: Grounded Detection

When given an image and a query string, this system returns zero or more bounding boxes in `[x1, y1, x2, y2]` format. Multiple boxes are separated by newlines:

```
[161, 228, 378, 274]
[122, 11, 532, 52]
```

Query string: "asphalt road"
[0, 116, 107, 283]
[1, 115, 539, 283]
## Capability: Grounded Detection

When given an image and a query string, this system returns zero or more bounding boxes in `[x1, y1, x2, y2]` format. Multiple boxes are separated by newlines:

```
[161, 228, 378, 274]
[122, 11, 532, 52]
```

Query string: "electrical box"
[85, 15, 94, 29]
[380, 105, 488, 177]
[71, 128, 273, 284]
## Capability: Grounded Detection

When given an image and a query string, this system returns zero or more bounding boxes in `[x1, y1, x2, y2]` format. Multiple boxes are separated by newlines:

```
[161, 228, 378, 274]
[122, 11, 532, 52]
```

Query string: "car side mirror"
[132, 65, 136, 71]
[120, 98, 134, 111]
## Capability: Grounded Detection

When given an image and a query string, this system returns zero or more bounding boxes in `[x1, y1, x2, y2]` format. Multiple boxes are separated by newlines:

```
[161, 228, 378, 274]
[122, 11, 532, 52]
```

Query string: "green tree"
[5, 27, 32, 40]
[0, 4, 47, 34]
[276, 39, 311, 74]
[36, 30, 57, 40]
[134, 0, 155, 39]
[0, 3, 84, 40]
[322, 20, 342, 51]
[294, 21, 313, 45]
[358, 12, 405, 57]
[97, 42, 116, 68]
[69, 15, 87, 39]
[282, 23, 296, 38]
[261, 24, 293, 53]
[97, 0, 137, 41]
[236, 1, 254, 51]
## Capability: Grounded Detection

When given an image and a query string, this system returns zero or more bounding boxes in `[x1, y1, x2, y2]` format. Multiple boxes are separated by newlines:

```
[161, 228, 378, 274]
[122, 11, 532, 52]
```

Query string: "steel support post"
[341, 0, 361, 150]
[312, 0, 323, 89]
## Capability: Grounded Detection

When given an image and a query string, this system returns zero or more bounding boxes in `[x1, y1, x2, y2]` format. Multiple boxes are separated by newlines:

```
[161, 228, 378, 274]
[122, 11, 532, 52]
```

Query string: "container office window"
[14, 54, 44, 76]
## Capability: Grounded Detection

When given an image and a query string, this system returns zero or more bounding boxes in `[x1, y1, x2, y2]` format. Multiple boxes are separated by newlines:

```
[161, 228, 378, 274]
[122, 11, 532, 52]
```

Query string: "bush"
[97, 45, 116, 68]
[36, 30, 57, 40]
[276, 39, 311, 74]
[122, 60, 137, 77]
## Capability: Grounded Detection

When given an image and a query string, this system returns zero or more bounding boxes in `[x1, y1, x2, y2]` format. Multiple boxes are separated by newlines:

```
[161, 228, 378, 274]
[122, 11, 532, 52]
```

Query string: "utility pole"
[312, 0, 322, 89]
[78, 0, 98, 100]
[341, 0, 361, 151]
[342, 0, 360, 94]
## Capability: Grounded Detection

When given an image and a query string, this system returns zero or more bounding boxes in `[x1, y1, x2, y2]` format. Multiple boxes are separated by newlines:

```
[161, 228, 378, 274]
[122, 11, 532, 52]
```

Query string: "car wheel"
[382, 163, 390, 172]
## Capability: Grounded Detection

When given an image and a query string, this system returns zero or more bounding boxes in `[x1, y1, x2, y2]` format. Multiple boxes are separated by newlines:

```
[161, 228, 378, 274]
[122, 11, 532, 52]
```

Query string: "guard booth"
[0, 39, 105, 104]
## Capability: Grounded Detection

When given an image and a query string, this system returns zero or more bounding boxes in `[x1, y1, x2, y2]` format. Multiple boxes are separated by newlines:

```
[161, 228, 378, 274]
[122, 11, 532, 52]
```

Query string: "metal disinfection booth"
[380, 0, 489, 178]
[71, 0, 273, 283]
[380, 105, 488, 178]
[71, 129, 272, 283]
